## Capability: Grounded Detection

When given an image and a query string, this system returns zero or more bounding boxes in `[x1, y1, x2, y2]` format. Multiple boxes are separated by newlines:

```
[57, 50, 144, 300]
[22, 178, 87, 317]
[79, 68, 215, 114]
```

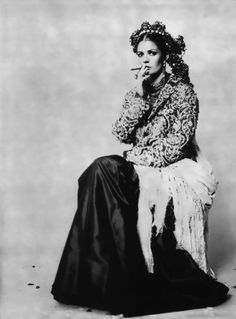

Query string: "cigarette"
[130, 67, 141, 71]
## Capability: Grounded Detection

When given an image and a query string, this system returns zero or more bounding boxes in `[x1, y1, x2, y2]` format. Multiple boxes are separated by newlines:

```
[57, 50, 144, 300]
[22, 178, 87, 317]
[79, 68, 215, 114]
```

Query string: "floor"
[1, 253, 236, 319]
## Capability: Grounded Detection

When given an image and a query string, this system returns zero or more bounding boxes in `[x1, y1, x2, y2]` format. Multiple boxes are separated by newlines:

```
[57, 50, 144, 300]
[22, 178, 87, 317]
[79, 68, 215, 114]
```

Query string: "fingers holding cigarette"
[131, 66, 149, 97]
[131, 65, 149, 80]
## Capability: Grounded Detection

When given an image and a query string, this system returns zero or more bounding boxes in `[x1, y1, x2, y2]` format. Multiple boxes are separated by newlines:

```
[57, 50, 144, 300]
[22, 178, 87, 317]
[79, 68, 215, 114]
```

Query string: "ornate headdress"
[130, 21, 192, 86]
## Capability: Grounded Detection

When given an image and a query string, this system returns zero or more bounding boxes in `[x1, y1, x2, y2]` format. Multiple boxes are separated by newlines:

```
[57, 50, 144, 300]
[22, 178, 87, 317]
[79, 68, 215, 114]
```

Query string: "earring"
[162, 60, 166, 71]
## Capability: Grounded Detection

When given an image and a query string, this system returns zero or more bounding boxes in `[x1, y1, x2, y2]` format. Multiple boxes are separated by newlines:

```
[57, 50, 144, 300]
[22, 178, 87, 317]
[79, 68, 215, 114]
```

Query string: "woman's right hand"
[134, 65, 150, 97]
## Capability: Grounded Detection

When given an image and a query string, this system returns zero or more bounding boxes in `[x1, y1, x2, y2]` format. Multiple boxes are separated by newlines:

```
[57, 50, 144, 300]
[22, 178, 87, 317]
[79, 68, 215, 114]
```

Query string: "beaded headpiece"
[130, 21, 192, 86]
[130, 21, 185, 55]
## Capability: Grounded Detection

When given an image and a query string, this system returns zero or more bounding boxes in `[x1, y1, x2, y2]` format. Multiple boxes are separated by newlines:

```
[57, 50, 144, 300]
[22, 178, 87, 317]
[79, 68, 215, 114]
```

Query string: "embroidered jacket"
[112, 73, 199, 168]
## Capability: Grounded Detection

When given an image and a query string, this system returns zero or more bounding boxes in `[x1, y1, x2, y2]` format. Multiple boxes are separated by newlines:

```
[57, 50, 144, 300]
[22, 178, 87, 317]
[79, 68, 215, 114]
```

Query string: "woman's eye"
[137, 52, 143, 58]
[148, 51, 157, 56]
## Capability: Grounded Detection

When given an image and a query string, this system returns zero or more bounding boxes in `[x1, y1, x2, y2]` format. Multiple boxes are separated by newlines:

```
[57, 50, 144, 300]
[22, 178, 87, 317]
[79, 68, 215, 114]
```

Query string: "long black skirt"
[51, 155, 229, 317]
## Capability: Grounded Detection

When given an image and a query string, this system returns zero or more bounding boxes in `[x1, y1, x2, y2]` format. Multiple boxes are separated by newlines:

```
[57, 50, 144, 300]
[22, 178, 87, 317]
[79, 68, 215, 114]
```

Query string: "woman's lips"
[145, 66, 151, 72]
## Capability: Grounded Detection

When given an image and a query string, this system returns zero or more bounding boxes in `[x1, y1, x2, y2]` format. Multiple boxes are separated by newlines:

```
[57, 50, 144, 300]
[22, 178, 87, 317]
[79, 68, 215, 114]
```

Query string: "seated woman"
[51, 21, 229, 317]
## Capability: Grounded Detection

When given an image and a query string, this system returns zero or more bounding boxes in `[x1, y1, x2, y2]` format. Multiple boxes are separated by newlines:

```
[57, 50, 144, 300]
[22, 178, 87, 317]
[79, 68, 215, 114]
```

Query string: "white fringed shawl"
[135, 139, 218, 277]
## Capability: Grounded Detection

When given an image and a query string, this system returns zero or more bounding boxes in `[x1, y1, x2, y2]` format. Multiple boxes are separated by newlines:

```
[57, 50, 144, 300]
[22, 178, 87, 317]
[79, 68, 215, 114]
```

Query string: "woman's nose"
[142, 54, 149, 63]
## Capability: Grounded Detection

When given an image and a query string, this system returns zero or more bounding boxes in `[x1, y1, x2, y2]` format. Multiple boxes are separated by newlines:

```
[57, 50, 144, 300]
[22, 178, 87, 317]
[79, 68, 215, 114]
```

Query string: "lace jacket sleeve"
[126, 84, 199, 167]
[112, 89, 150, 144]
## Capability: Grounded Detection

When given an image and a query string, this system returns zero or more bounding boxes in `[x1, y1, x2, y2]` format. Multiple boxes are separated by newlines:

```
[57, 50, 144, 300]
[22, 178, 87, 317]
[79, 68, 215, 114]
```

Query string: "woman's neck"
[148, 69, 165, 87]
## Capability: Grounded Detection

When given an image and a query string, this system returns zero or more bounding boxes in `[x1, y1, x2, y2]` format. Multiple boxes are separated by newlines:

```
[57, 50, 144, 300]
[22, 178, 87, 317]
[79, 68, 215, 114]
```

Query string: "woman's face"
[136, 39, 163, 76]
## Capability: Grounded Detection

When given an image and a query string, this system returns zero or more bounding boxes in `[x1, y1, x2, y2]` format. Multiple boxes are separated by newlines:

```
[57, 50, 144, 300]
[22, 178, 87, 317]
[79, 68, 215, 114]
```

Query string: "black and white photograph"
[1, 0, 236, 318]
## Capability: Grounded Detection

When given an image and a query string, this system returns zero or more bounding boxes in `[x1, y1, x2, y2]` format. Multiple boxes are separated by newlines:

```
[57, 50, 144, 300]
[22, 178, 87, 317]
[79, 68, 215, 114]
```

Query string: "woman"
[51, 21, 229, 317]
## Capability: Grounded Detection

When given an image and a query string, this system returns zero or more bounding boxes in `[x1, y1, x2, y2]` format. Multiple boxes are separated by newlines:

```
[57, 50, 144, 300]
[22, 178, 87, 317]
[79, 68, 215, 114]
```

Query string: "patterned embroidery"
[112, 89, 151, 144]
[112, 73, 199, 168]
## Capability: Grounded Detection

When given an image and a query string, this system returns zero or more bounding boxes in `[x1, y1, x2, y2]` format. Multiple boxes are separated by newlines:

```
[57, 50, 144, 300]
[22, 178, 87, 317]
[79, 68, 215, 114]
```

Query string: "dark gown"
[51, 155, 229, 317]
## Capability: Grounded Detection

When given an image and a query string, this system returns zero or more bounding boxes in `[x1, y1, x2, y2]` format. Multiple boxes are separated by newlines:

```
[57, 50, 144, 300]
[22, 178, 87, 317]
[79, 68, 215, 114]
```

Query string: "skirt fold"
[51, 155, 229, 316]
